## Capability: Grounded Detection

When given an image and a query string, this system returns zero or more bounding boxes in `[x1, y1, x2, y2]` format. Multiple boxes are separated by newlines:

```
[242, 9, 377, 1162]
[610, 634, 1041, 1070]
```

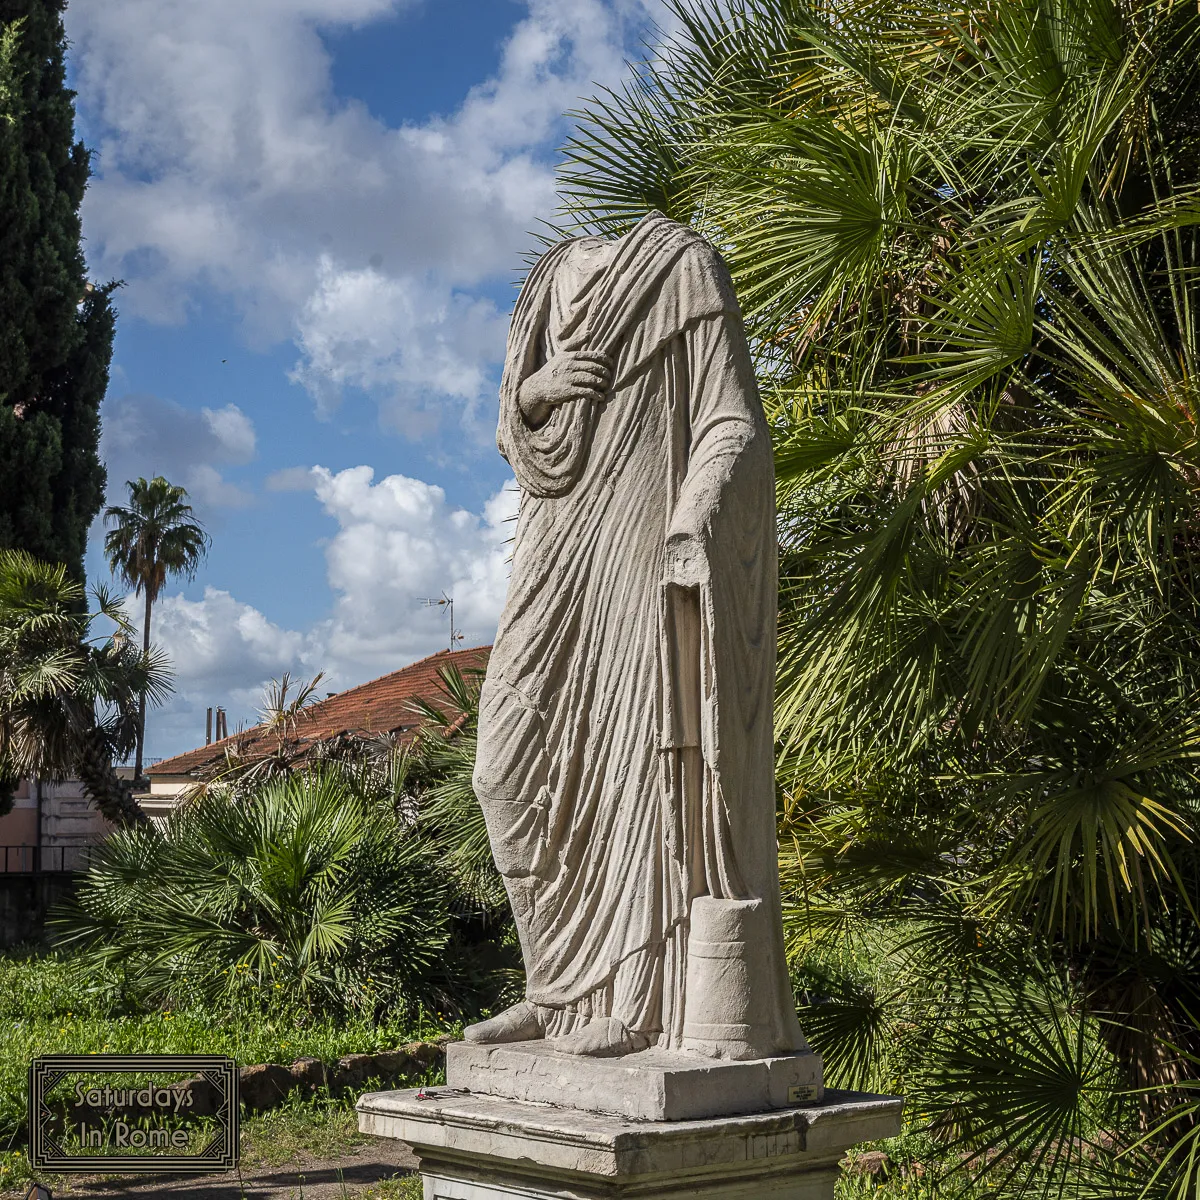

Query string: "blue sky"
[66, 0, 670, 761]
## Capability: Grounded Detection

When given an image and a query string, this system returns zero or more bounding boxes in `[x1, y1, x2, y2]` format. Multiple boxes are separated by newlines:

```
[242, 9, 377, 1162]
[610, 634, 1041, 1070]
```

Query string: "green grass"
[240, 1096, 374, 1169]
[359, 1176, 422, 1199]
[835, 1138, 949, 1200]
[0, 948, 994, 1200]
[0, 947, 451, 1196]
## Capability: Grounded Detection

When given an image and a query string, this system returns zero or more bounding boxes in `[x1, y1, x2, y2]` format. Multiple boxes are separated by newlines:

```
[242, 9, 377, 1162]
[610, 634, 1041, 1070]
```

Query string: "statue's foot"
[548, 1017, 650, 1058]
[463, 1001, 544, 1045]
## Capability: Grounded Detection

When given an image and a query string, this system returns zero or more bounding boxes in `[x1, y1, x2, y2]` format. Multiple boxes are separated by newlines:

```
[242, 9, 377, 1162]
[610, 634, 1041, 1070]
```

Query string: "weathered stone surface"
[331, 1043, 444, 1092]
[333, 1053, 379, 1089]
[174, 1075, 222, 1116]
[357, 1086, 903, 1199]
[239, 1064, 296, 1112]
[231, 1043, 444, 1112]
[350, 219, 897, 1199]
[288, 1056, 327, 1089]
[446, 1040, 824, 1122]
[368, 1041, 443, 1078]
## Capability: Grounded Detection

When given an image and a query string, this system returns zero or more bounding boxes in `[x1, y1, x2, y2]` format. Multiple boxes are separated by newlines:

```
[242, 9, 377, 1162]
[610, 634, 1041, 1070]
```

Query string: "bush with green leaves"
[404, 664, 521, 1014]
[0, 548, 167, 824]
[559, 0, 1200, 1193]
[408, 664, 507, 913]
[57, 765, 453, 1019]
[790, 924, 1173, 1197]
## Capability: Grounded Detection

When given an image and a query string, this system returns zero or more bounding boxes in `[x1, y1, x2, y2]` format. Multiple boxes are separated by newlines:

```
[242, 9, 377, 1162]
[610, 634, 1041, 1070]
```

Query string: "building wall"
[0, 786, 38, 860]
[40, 779, 113, 848]
[0, 779, 112, 872]
[147, 776, 193, 800]
[0, 778, 112, 939]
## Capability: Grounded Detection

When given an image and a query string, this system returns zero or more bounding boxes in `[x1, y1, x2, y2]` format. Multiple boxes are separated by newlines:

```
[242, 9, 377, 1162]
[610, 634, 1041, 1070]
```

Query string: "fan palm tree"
[104, 477, 209, 782]
[57, 765, 452, 1014]
[559, 0, 1200, 1192]
[58, 750, 521, 1021]
[0, 550, 170, 825]
[408, 663, 505, 908]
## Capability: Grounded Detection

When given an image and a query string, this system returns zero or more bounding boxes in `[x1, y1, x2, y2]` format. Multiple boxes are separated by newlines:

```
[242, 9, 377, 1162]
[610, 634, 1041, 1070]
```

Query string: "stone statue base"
[357, 1085, 902, 1200]
[446, 1040, 824, 1122]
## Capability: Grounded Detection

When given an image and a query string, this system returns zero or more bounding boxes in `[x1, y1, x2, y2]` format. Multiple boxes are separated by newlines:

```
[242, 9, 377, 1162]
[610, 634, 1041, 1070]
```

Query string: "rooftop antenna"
[422, 591, 464, 651]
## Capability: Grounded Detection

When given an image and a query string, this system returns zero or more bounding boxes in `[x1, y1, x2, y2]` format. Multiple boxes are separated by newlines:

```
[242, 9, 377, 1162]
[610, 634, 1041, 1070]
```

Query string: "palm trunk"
[77, 724, 150, 827]
[64, 698, 149, 827]
[135, 589, 152, 781]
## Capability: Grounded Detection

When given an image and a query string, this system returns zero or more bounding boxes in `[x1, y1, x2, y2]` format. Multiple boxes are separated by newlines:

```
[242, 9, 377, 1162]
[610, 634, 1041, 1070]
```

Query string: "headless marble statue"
[466, 212, 805, 1061]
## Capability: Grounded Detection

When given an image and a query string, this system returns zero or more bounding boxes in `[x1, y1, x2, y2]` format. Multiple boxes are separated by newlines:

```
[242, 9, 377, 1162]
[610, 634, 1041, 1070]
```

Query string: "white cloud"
[142, 464, 518, 760]
[100, 393, 258, 513]
[313, 464, 516, 669]
[153, 587, 313, 693]
[144, 586, 319, 757]
[67, 0, 664, 434]
[202, 404, 257, 463]
[290, 257, 509, 434]
[76, 0, 669, 759]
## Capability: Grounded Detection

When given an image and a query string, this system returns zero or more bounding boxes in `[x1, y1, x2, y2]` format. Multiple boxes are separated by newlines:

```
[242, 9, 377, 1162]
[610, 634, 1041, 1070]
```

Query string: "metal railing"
[0, 845, 96, 874]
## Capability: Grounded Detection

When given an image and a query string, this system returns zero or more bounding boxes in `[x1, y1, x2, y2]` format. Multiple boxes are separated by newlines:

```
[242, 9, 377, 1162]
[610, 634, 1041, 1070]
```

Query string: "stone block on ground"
[330, 1041, 444, 1092]
[239, 1063, 297, 1112]
[288, 1056, 327, 1090]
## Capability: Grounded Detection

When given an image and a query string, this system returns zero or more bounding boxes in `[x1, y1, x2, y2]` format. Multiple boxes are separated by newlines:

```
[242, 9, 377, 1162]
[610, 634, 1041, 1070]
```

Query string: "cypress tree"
[0, 0, 112, 581]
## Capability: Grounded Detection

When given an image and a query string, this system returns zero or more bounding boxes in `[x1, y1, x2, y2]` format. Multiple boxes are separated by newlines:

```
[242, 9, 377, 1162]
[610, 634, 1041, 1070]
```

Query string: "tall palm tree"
[558, 0, 1200, 1191]
[104, 477, 209, 782]
[0, 550, 170, 825]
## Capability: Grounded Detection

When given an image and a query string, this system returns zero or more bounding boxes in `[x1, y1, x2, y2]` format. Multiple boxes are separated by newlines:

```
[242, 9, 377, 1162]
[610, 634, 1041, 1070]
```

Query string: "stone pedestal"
[446, 1041, 824, 1122]
[357, 1085, 903, 1199]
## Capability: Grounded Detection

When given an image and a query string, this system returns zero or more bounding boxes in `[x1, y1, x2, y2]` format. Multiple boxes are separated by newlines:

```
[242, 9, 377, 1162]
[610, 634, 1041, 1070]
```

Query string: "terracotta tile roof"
[150, 646, 490, 778]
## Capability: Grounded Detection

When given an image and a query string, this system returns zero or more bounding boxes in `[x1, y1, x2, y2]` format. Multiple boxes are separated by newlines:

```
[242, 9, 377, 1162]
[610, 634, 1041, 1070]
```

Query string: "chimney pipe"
[206, 707, 213, 746]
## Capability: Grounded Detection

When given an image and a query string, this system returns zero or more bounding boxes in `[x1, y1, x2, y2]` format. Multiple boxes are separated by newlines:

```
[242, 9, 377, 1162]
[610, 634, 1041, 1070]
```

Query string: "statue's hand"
[663, 527, 709, 589]
[518, 350, 613, 427]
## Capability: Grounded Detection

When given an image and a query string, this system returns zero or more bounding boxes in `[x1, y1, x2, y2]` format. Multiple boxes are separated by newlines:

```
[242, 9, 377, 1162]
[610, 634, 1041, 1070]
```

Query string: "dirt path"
[28, 1140, 419, 1199]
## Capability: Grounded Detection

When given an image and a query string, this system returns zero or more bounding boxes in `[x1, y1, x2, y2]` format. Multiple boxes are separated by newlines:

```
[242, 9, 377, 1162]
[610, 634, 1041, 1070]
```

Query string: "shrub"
[56, 765, 452, 1019]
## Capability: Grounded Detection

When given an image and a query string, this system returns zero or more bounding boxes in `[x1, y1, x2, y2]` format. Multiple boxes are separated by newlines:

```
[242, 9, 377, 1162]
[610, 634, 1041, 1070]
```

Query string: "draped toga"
[473, 212, 802, 1055]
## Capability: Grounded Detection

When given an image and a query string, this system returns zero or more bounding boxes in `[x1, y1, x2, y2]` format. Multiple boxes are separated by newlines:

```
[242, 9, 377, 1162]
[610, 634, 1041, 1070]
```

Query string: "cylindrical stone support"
[682, 895, 778, 1060]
